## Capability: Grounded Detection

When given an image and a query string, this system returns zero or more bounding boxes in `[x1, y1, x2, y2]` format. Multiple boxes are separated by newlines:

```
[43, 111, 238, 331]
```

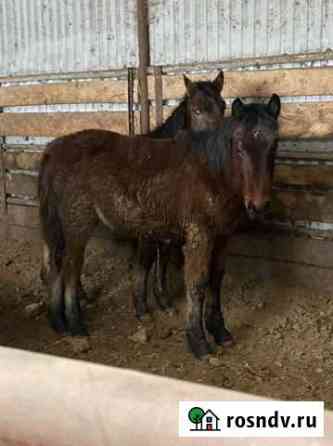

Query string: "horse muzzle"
[245, 199, 271, 221]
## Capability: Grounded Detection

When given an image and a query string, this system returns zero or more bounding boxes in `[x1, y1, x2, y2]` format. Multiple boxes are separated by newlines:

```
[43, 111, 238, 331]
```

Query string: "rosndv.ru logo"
[179, 401, 324, 437]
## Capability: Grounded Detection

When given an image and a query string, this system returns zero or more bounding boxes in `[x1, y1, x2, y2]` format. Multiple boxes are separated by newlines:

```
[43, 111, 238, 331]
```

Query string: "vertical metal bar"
[136, 0, 150, 134]
[0, 84, 7, 217]
[0, 143, 7, 215]
[153, 66, 163, 128]
[127, 67, 135, 136]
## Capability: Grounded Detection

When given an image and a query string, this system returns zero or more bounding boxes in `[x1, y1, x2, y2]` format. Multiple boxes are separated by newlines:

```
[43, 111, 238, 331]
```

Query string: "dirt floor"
[1, 235, 333, 409]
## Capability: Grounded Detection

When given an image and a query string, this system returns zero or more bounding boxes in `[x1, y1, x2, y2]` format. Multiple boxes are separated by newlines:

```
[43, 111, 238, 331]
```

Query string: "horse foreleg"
[153, 243, 172, 310]
[133, 239, 155, 320]
[183, 224, 213, 359]
[206, 235, 234, 346]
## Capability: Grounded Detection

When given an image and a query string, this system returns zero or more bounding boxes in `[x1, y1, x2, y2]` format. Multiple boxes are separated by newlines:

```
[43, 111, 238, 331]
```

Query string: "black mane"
[187, 118, 233, 172]
[187, 101, 279, 173]
[148, 80, 226, 139]
[149, 97, 188, 139]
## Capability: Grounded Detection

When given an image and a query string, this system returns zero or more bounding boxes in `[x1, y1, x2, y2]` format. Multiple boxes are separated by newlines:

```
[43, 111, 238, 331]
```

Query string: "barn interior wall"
[1, 0, 333, 276]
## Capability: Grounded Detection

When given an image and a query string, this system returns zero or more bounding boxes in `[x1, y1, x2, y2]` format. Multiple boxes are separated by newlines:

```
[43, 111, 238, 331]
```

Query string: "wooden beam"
[280, 102, 333, 139]
[0, 112, 129, 137]
[275, 163, 333, 189]
[152, 67, 333, 100]
[136, 0, 150, 133]
[273, 189, 333, 224]
[4, 150, 42, 171]
[153, 66, 163, 127]
[6, 205, 39, 227]
[1, 102, 333, 139]
[0, 79, 129, 107]
[150, 102, 333, 139]
[154, 50, 333, 75]
[6, 172, 38, 198]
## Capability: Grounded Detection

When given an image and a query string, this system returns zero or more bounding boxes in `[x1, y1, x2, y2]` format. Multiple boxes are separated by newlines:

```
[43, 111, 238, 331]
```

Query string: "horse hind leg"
[47, 254, 66, 334]
[40, 239, 66, 333]
[62, 240, 89, 336]
[40, 241, 51, 285]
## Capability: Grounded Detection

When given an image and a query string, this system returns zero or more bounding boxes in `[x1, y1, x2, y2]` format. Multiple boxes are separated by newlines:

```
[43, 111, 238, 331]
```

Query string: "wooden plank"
[4, 150, 42, 171]
[0, 112, 128, 137]
[272, 189, 333, 223]
[5, 150, 333, 190]
[1, 102, 332, 139]
[0, 79, 129, 107]
[277, 151, 333, 161]
[274, 163, 333, 188]
[7, 204, 39, 227]
[278, 139, 333, 155]
[4, 190, 333, 231]
[153, 67, 333, 100]
[6, 172, 38, 198]
[156, 50, 333, 75]
[279, 102, 333, 139]
[155, 102, 333, 139]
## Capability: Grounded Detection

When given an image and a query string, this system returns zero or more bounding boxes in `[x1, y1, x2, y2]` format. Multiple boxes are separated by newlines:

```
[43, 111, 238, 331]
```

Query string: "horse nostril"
[245, 201, 257, 220]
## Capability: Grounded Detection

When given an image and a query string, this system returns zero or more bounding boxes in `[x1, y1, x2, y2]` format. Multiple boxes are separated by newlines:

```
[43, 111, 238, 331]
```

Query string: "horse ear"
[232, 98, 245, 118]
[267, 93, 281, 119]
[213, 70, 224, 92]
[183, 75, 194, 95]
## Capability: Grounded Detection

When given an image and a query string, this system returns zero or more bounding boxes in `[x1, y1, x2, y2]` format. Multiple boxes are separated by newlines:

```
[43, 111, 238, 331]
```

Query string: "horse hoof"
[186, 332, 213, 359]
[207, 323, 234, 347]
[137, 312, 152, 323]
[78, 286, 88, 301]
[221, 335, 234, 348]
[215, 331, 234, 347]
[48, 312, 67, 335]
[68, 321, 89, 337]
[165, 307, 178, 317]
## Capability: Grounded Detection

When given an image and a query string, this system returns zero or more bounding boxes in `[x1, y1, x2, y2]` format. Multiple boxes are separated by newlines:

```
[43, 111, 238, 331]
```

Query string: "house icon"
[189, 408, 220, 431]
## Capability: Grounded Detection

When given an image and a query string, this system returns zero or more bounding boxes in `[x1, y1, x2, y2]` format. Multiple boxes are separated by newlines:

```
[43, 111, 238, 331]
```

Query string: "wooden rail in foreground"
[0, 346, 331, 446]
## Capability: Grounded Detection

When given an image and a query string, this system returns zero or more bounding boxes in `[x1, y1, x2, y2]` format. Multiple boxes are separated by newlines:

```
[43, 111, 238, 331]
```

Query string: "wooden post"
[153, 66, 163, 127]
[136, 0, 150, 134]
[127, 68, 135, 136]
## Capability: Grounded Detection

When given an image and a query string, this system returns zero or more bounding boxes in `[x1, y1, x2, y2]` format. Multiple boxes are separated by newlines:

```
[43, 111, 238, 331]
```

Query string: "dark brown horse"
[39, 71, 226, 318]
[39, 94, 280, 358]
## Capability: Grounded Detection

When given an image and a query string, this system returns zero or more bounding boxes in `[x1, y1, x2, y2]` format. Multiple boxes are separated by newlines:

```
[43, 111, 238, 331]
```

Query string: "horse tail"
[38, 150, 65, 283]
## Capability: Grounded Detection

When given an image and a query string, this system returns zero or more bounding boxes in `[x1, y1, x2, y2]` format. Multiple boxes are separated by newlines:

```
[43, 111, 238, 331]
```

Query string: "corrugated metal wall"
[0, 0, 138, 77]
[149, 0, 333, 66]
[2, 0, 333, 78]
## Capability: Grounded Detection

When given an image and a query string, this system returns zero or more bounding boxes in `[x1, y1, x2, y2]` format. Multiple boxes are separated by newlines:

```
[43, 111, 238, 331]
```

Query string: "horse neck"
[191, 122, 243, 198]
[213, 118, 241, 195]
[148, 98, 189, 139]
